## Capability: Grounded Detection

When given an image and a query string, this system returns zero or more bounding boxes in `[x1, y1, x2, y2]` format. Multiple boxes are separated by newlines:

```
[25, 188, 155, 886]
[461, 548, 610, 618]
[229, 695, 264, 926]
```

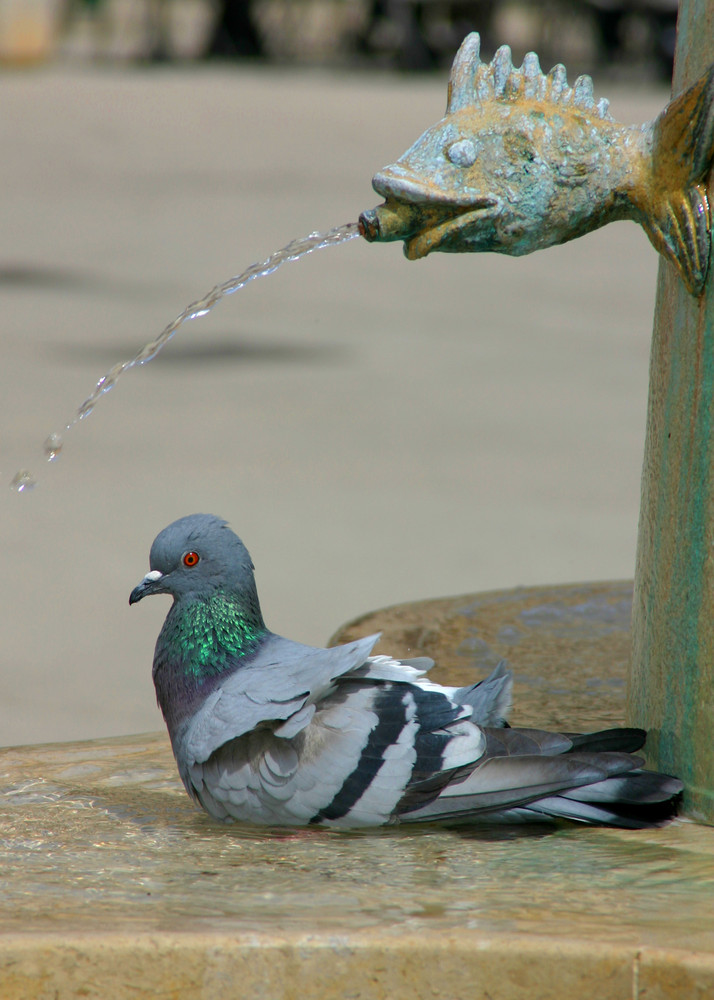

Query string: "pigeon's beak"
[129, 570, 167, 605]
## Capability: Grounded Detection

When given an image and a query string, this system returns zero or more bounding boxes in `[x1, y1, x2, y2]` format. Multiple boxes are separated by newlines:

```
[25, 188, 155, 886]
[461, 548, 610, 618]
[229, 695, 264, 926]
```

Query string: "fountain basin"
[1, 581, 713, 998]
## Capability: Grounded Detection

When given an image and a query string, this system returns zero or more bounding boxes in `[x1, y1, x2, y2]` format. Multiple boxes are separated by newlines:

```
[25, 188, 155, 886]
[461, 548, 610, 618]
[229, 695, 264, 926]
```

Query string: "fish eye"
[182, 551, 200, 567]
[446, 139, 477, 168]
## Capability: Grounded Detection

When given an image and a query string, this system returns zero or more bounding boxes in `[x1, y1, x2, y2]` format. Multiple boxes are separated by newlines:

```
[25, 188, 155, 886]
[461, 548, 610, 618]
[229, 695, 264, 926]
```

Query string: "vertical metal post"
[628, 0, 714, 821]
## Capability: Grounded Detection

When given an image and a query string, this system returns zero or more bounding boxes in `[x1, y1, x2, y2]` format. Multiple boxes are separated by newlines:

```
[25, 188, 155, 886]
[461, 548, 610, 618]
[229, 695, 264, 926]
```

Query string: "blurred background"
[1, 2, 676, 746]
[0, 0, 678, 74]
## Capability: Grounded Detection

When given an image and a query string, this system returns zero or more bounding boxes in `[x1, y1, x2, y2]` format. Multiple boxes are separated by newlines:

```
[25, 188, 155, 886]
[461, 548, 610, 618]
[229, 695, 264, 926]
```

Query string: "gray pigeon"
[130, 514, 682, 829]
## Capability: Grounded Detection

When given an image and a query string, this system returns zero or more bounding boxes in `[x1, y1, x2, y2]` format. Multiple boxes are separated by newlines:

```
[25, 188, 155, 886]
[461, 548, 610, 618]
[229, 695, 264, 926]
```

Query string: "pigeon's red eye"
[183, 551, 200, 567]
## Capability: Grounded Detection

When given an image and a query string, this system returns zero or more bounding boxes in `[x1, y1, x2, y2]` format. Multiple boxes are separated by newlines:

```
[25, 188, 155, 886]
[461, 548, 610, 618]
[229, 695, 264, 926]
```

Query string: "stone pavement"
[0, 63, 666, 746]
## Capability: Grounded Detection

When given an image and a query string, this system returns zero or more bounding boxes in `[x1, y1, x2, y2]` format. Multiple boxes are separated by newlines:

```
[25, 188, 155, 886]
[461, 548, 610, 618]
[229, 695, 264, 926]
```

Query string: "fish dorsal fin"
[446, 33, 612, 121]
[447, 32, 482, 112]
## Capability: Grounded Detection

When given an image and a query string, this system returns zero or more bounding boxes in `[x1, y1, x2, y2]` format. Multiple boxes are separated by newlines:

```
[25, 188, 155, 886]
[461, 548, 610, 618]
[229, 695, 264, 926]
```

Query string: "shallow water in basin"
[1, 733, 712, 951]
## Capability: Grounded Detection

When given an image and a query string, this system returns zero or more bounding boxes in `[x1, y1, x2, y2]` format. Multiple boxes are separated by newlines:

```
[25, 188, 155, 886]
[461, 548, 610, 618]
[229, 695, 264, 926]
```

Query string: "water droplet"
[136, 338, 166, 364]
[44, 433, 63, 462]
[10, 470, 36, 492]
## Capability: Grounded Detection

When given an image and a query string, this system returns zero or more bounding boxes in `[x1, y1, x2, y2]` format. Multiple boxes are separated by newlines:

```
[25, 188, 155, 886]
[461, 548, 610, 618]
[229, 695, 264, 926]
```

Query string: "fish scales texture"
[361, 32, 714, 295]
[130, 514, 683, 830]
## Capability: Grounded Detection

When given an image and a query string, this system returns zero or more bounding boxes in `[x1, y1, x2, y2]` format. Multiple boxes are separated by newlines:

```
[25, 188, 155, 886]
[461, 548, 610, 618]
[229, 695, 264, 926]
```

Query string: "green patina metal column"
[628, 0, 714, 822]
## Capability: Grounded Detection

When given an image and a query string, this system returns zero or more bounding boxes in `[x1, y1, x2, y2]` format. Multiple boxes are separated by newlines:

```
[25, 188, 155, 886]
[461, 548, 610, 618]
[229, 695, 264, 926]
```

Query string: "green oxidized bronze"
[359, 33, 714, 296]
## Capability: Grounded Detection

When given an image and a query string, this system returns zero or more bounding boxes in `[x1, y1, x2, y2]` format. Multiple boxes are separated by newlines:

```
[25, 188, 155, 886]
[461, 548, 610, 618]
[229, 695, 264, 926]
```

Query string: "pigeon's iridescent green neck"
[164, 591, 266, 680]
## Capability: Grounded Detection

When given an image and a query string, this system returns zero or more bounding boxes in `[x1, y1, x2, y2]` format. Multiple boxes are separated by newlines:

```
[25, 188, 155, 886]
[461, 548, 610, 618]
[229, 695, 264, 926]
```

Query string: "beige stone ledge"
[1, 933, 713, 1000]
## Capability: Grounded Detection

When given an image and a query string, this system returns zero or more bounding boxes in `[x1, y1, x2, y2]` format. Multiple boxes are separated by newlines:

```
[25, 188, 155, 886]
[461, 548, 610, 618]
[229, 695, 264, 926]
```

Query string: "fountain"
[2, 2, 714, 996]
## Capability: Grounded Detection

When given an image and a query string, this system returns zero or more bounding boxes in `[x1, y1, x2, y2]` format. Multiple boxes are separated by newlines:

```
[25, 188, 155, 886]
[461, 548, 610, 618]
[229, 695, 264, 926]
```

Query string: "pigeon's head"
[129, 514, 259, 606]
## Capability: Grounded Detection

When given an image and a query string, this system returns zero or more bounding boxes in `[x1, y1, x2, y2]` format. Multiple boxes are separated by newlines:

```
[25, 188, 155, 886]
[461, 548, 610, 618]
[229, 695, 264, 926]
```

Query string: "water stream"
[9, 222, 361, 492]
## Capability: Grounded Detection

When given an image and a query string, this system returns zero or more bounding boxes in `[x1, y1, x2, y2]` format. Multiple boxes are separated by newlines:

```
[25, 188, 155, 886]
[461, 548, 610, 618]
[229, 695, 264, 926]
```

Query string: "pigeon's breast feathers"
[151, 592, 269, 743]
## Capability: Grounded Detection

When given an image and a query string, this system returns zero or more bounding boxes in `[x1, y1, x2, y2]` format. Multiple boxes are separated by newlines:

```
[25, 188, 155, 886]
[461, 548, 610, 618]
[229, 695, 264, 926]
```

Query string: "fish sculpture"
[359, 33, 714, 296]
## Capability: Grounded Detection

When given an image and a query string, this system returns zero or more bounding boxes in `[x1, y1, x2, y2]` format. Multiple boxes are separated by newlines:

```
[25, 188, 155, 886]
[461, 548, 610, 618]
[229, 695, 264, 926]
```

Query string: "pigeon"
[130, 514, 683, 829]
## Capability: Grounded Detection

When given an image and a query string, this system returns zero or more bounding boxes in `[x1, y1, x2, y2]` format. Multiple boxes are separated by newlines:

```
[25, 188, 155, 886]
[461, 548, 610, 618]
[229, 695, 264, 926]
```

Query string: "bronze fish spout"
[359, 33, 714, 296]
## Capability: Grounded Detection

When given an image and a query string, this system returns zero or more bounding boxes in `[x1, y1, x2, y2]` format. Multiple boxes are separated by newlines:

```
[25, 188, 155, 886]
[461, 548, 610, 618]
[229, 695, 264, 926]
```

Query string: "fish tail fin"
[644, 63, 714, 296]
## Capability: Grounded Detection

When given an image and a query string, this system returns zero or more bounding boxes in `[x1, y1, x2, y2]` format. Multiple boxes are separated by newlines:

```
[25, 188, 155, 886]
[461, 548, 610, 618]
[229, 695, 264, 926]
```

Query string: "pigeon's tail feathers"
[524, 770, 684, 828]
[400, 733, 683, 828]
[454, 661, 513, 726]
[563, 727, 647, 754]
[401, 750, 638, 822]
[558, 767, 683, 806]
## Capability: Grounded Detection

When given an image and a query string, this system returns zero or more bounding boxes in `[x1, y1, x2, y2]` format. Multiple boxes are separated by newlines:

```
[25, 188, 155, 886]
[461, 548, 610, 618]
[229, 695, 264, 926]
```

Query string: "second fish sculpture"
[359, 33, 714, 296]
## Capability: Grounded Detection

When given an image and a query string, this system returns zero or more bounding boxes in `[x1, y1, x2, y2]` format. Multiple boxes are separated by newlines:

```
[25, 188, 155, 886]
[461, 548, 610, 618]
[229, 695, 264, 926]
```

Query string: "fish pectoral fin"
[642, 184, 711, 296]
[646, 62, 714, 296]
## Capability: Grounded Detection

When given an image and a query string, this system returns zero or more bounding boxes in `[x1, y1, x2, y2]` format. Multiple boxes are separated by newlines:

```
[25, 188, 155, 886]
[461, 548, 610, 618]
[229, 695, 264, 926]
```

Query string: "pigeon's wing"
[304, 675, 490, 826]
[187, 675, 489, 827]
[186, 658, 542, 828]
[183, 632, 380, 768]
[188, 680, 412, 825]
[181, 641, 681, 830]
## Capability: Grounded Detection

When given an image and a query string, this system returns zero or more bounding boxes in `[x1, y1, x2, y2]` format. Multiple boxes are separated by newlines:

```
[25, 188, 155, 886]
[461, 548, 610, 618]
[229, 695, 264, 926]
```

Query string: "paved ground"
[0, 62, 668, 746]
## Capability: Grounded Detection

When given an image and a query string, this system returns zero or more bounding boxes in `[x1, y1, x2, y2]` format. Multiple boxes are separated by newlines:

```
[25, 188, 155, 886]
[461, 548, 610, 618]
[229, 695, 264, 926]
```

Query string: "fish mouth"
[403, 205, 497, 259]
[360, 166, 498, 257]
